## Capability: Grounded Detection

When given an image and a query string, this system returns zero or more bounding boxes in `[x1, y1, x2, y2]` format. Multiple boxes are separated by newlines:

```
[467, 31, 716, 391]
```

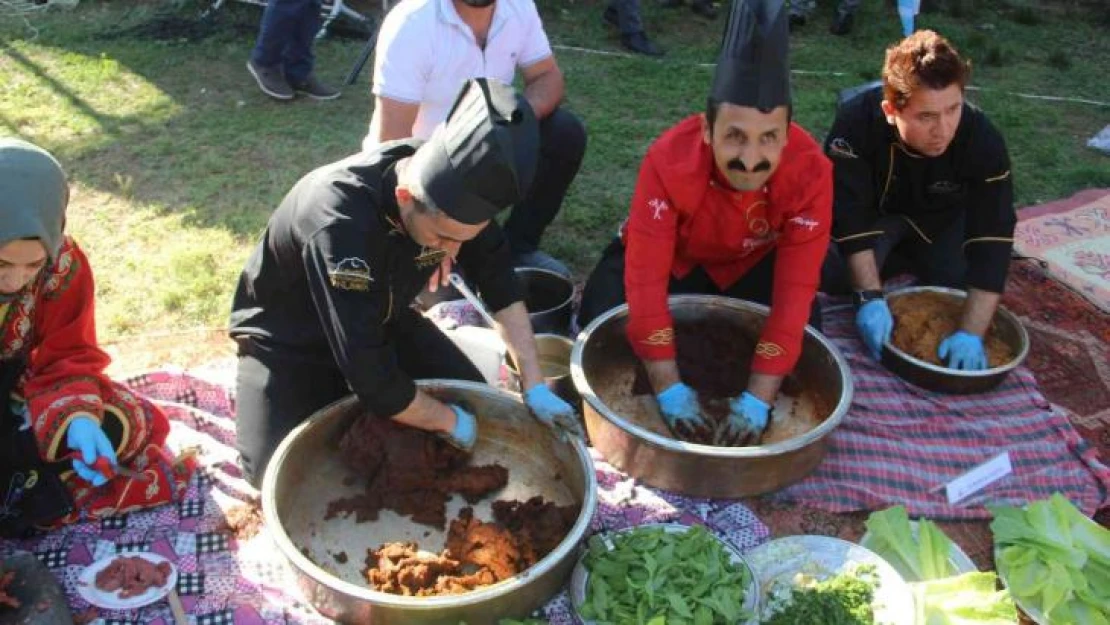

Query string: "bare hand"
[427, 255, 454, 293]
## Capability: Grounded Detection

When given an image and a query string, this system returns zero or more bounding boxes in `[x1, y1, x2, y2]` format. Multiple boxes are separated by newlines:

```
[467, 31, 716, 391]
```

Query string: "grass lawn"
[1, 0, 1108, 371]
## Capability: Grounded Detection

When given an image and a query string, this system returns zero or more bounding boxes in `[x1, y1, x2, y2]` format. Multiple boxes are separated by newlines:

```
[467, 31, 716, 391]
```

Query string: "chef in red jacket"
[578, 0, 832, 445]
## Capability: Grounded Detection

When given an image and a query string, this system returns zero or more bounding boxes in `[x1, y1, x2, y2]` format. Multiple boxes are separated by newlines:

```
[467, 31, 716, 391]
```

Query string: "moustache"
[459, 0, 495, 6]
[728, 159, 771, 173]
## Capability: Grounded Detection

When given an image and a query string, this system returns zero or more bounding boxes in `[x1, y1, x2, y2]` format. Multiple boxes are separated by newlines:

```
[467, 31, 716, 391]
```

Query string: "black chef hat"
[710, 0, 792, 111]
[410, 78, 539, 225]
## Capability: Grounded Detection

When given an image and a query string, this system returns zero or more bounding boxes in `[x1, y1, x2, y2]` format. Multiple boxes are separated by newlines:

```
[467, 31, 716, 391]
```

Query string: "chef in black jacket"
[821, 30, 1016, 371]
[229, 79, 581, 487]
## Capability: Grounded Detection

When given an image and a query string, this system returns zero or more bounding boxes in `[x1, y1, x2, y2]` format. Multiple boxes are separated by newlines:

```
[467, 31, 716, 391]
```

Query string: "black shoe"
[291, 74, 341, 101]
[788, 13, 806, 31]
[602, 6, 619, 28]
[691, 0, 718, 19]
[830, 12, 854, 35]
[621, 31, 665, 57]
[247, 60, 293, 101]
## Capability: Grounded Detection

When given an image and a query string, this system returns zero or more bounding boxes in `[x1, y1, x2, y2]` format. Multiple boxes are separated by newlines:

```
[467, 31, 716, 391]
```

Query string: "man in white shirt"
[364, 0, 586, 277]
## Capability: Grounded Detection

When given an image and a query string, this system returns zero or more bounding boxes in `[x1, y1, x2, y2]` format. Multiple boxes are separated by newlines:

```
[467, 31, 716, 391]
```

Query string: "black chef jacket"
[825, 86, 1016, 292]
[229, 140, 522, 418]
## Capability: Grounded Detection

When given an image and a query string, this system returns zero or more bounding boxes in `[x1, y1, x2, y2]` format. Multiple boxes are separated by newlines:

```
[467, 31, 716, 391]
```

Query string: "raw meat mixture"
[364, 498, 578, 596]
[627, 318, 825, 446]
[890, 292, 1015, 368]
[94, 556, 172, 599]
[326, 414, 508, 528]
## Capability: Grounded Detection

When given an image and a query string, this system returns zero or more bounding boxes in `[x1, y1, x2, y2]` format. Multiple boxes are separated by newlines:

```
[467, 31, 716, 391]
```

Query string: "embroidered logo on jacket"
[927, 180, 962, 195]
[828, 138, 858, 159]
[746, 201, 770, 237]
[641, 328, 674, 346]
[328, 257, 373, 291]
[789, 215, 820, 231]
[414, 247, 448, 269]
[648, 198, 670, 220]
[754, 341, 785, 358]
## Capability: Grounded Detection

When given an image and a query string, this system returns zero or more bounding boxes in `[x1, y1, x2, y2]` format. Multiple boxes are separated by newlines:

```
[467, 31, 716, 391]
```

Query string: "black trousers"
[502, 108, 587, 256]
[234, 312, 483, 487]
[578, 238, 823, 331]
[820, 214, 968, 295]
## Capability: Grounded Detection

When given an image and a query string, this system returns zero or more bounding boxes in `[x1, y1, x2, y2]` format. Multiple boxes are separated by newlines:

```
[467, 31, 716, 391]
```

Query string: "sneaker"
[247, 60, 293, 101]
[621, 31, 665, 57]
[512, 251, 571, 279]
[291, 74, 341, 101]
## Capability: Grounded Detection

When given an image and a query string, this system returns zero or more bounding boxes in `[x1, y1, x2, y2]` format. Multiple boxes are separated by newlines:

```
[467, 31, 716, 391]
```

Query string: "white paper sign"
[945, 452, 1013, 504]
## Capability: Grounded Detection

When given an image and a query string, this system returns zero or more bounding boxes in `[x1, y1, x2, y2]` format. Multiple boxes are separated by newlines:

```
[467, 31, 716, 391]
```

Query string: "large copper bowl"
[261, 380, 598, 624]
[882, 286, 1029, 394]
[570, 295, 852, 498]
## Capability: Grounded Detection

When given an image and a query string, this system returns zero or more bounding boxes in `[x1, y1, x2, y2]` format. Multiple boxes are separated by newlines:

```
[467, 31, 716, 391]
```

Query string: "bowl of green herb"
[569, 523, 759, 624]
[747, 535, 915, 625]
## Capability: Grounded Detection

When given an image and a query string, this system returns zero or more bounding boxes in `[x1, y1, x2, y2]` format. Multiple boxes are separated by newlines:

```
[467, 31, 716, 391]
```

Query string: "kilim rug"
[1014, 188, 1110, 313]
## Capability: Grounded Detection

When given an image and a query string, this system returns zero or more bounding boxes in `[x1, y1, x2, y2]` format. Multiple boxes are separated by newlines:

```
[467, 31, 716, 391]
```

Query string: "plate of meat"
[77, 553, 178, 610]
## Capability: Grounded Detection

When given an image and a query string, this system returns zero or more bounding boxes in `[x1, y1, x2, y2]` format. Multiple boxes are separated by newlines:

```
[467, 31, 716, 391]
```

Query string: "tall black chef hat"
[709, 0, 792, 111]
[410, 78, 539, 225]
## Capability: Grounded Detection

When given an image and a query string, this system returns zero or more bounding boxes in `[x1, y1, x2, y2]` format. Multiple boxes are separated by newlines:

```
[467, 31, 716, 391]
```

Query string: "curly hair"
[882, 30, 971, 110]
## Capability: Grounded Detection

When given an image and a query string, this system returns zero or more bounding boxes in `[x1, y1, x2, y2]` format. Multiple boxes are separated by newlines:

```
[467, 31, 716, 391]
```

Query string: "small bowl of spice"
[569, 523, 760, 624]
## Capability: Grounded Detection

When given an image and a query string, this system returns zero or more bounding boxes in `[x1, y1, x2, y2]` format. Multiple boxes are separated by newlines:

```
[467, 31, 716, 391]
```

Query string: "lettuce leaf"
[990, 494, 1110, 623]
[912, 572, 1017, 625]
[863, 506, 955, 582]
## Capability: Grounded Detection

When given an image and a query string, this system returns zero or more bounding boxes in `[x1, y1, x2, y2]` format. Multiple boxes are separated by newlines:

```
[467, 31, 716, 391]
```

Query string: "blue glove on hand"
[855, 299, 893, 360]
[442, 404, 478, 452]
[938, 331, 988, 370]
[525, 385, 584, 438]
[656, 383, 710, 440]
[715, 392, 771, 446]
[66, 417, 116, 487]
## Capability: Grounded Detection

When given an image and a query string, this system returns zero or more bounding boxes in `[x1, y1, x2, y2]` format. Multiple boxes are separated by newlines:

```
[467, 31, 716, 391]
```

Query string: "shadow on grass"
[1, 3, 378, 239]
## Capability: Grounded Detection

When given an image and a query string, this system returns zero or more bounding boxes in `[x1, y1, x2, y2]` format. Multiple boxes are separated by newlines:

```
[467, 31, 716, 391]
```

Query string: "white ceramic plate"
[746, 535, 916, 625]
[569, 523, 760, 624]
[77, 552, 178, 610]
[860, 520, 978, 582]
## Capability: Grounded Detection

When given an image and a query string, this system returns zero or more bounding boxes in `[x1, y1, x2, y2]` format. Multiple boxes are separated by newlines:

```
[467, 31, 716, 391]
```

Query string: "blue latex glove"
[525, 385, 584, 438]
[441, 404, 478, 452]
[656, 382, 710, 440]
[66, 417, 116, 487]
[855, 299, 893, 360]
[716, 392, 771, 446]
[938, 331, 988, 371]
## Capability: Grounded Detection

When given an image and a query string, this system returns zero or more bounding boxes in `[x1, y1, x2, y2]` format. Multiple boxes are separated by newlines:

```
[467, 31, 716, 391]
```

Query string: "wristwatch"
[852, 289, 885, 310]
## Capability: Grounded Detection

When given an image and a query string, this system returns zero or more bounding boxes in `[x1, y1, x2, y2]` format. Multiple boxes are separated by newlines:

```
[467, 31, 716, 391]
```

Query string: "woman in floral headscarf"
[0, 138, 194, 534]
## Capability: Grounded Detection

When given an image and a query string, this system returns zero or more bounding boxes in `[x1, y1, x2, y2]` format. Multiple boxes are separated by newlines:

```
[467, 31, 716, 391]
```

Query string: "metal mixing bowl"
[882, 286, 1029, 394]
[570, 295, 853, 498]
[515, 267, 574, 336]
[261, 380, 598, 624]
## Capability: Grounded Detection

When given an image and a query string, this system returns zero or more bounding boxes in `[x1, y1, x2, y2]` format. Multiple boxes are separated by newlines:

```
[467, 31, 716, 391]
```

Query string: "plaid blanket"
[774, 298, 1110, 520]
[0, 370, 769, 625]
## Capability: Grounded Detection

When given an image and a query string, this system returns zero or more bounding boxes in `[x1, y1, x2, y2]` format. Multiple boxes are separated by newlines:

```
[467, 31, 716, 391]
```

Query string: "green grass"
[1, 0, 1108, 347]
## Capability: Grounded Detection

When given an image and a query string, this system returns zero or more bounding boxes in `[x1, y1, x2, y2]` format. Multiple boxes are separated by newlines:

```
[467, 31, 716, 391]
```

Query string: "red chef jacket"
[622, 115, 832, 376]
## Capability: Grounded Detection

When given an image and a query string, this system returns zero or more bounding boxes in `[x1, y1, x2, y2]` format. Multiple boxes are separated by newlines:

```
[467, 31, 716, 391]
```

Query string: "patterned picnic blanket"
[432, 294, 1110, 521]
[0, 370, 769, 625]
[772, 298, 1110, 520]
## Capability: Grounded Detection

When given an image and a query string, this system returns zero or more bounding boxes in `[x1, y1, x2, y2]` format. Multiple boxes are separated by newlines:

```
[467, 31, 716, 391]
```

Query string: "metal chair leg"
[344, 23, 378, 85]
